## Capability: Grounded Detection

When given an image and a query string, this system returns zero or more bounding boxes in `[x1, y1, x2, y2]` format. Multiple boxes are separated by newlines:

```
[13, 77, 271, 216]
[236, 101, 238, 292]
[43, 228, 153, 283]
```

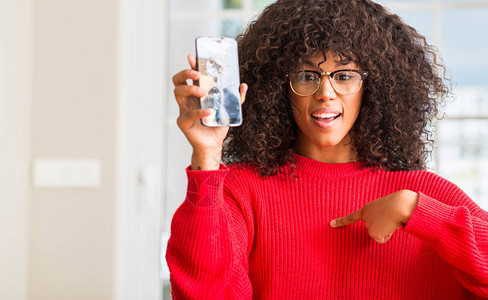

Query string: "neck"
[296, 134, 358, 164]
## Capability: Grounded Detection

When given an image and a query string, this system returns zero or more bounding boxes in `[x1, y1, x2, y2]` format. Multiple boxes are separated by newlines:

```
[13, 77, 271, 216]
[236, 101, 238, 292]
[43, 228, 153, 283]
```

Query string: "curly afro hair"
[222, 0, 450, 177]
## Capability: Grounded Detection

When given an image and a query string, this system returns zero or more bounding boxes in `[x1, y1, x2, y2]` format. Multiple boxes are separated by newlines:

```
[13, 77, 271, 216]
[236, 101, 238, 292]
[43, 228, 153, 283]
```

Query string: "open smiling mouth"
[311, 113, 341, 121]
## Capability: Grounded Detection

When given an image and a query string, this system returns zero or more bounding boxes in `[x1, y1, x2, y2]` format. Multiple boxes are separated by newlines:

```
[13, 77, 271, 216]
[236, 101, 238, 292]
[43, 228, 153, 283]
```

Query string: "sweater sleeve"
[403, 190, 488, 297]
[165, 165, 254, 299]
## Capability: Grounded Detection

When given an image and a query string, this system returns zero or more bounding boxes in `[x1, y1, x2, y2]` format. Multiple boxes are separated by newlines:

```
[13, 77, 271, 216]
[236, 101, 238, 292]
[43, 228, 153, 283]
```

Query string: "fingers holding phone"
[173, 56, 226, 146]
[172, 56, 247, 170]
[172, 63, 202, 122]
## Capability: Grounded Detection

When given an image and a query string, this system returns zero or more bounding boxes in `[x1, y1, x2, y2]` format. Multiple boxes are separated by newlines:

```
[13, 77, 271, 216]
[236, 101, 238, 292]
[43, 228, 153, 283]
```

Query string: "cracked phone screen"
[196, 37, 242, 127]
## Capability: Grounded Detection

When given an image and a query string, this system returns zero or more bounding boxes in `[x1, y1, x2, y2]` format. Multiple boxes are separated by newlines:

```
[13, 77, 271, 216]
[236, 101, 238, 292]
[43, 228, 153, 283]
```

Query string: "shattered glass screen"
[196, 37, 242, 126]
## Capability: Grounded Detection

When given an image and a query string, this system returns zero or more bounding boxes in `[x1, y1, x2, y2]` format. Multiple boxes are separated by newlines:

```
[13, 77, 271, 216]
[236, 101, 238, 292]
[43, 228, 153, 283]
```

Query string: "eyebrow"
[302, 58, 355, 68]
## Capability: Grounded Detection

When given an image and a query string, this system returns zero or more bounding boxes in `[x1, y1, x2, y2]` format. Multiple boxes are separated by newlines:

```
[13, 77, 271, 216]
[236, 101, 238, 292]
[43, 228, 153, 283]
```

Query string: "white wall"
[0, 0, 33, 299]
[115, 0, 166, 299]
[0, 0, 166, 299]
[28, 0, 117, 299]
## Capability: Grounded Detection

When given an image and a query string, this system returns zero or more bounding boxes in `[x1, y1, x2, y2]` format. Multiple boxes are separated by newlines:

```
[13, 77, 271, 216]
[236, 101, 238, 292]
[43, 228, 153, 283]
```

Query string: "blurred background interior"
[1, 0, 487, 299]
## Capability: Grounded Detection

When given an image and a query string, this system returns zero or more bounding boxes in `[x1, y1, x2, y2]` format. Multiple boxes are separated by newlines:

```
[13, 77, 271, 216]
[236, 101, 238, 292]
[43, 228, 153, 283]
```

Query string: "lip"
[310, 108, 342, 116]
[311, 114, 341, 129]
[309, 108, 342, 130]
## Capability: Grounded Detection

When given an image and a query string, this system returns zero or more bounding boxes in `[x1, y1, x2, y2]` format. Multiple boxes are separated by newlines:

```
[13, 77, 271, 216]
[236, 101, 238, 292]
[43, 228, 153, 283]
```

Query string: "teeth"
[312, 113, 340, 119]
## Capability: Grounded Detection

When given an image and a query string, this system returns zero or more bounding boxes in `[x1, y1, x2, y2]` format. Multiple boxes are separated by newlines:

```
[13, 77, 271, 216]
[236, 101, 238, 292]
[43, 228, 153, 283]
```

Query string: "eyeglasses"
[287, 69, 368, 96]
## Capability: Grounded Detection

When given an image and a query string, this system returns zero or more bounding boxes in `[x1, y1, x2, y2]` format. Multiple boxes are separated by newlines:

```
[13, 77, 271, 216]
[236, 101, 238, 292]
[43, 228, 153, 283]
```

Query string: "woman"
[167, 0, 488, 298]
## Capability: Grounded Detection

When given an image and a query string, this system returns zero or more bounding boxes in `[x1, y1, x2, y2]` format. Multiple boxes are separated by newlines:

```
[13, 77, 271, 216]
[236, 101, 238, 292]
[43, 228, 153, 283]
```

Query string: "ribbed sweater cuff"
[403, 192, 456, 243]
[185, 164, 229, 207]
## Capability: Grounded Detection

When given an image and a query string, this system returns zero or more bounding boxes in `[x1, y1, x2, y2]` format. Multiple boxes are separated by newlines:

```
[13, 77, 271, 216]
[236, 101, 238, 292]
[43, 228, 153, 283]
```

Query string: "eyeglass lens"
[290, 71, 363, 96]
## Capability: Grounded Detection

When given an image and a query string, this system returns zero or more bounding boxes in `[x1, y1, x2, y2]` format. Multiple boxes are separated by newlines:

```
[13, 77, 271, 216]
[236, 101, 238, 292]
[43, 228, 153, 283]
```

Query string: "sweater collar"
[293, 153, 371, 178]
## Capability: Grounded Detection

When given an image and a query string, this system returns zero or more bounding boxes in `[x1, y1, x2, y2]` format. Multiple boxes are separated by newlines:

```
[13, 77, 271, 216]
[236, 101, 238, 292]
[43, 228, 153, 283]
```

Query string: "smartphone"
[195, 36, 242, 127]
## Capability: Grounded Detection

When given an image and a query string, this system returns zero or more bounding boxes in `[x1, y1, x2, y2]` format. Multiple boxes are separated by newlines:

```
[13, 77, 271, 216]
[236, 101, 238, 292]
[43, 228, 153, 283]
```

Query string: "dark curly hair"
[222, 0, 450, 177]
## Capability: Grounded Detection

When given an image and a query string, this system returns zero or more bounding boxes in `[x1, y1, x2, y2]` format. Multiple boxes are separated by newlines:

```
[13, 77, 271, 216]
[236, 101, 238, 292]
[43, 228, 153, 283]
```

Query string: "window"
[437, 6, 488, 207]
[384, 0, 488, 208]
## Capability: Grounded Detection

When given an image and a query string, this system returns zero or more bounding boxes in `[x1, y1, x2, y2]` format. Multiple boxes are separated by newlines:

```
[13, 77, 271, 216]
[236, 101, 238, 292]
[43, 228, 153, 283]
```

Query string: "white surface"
[116, 0, 166, 299]
[0, 0, 32, 298]
[33, 159, 101, 188]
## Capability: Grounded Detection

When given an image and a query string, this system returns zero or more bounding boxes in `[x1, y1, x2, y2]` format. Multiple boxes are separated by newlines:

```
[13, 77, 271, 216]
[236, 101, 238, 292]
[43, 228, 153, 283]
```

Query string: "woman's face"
[289, 51, 364, 161]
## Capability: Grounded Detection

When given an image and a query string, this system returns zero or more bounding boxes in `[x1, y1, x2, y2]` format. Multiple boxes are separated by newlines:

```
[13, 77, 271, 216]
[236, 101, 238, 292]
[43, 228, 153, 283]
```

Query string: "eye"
[334, 71, 358, 82]
[297, 71, 319, 83]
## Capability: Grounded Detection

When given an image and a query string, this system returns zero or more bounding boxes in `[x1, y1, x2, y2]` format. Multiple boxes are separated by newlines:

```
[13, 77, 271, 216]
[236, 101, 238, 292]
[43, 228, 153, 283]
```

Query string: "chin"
[312, 135, 346, 147]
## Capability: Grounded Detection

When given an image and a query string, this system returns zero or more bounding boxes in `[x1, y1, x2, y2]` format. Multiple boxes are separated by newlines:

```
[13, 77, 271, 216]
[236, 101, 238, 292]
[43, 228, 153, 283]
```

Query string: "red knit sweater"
[166, 154, 488, 299]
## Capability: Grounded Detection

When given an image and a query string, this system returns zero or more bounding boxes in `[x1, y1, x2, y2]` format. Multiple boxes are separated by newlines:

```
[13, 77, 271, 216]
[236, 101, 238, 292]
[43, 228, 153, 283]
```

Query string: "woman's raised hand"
[172, 55, 248, 170]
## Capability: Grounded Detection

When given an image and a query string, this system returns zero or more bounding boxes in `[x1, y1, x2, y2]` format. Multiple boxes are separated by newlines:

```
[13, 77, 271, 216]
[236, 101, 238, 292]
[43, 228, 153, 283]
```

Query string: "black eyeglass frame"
[286, 69, 369, 96]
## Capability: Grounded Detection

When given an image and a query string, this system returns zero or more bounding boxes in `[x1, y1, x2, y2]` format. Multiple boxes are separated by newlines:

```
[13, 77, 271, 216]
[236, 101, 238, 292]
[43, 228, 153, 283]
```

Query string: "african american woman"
[167, 0, 488, 298]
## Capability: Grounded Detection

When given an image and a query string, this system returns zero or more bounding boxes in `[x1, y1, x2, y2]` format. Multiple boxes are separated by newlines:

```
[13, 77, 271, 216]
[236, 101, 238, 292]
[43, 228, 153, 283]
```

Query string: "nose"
[314, 75, 337, 101]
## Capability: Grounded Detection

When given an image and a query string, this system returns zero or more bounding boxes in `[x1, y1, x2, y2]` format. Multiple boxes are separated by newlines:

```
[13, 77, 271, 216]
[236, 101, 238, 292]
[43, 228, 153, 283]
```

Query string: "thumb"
[239, 83, 248, 105]
[330, 208, 363, 228]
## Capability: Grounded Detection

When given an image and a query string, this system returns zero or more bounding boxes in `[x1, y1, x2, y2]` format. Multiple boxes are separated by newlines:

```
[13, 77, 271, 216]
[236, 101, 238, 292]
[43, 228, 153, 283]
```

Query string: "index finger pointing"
[330, 208, 363, 228]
